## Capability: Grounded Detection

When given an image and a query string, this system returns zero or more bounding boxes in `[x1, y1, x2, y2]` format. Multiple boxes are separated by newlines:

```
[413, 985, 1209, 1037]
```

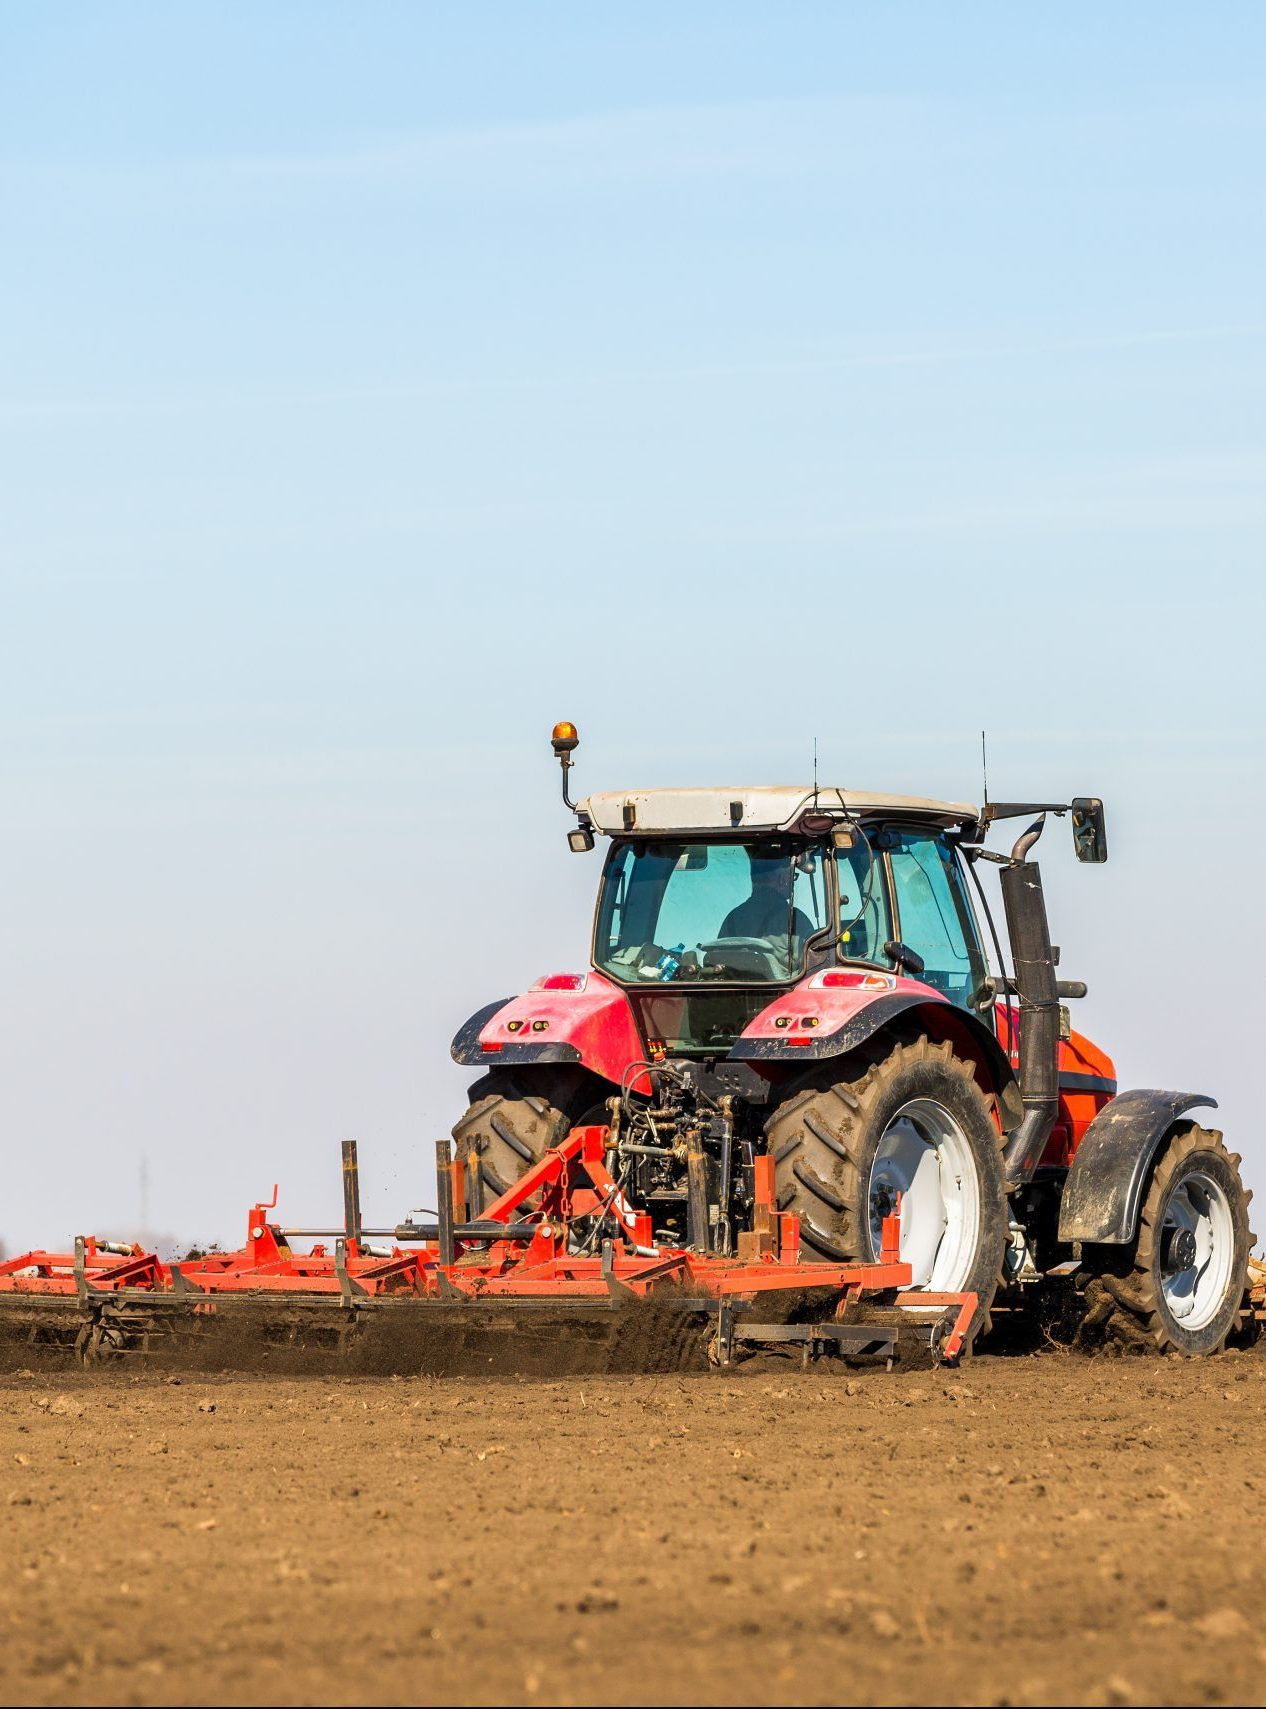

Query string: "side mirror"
[884, 939, 926, 977]
[1070, 797, 1107, 864]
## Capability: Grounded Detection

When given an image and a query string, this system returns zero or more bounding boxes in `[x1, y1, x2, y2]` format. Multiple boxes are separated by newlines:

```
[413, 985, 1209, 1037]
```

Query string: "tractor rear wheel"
[1078, 1124, 1252, 1355]
[452, 1069, 605, 1208]
[765, 1035, 1009, 1335]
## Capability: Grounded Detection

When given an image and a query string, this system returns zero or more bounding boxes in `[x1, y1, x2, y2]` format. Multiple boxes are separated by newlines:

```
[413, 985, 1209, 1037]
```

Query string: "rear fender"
[1057, 1090, 1218, 1245]
[730, 972, 1020, 1124]
[450, 971, 649, 1094]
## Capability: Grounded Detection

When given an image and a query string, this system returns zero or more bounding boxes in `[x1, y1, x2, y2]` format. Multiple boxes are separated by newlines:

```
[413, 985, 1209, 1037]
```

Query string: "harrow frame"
[0, 1128, 978, 1370]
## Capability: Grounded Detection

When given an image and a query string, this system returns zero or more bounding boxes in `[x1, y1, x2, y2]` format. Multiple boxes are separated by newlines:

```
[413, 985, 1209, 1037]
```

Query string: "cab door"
[884, 828, 988, 1011]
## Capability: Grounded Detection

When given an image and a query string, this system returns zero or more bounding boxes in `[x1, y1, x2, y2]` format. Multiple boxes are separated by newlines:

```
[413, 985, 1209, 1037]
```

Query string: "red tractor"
[452, 723, 1253, 1354]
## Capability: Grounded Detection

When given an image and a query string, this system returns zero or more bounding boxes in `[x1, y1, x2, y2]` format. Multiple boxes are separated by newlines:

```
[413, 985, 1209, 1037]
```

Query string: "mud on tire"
[1076, 1123, 1253, 1356]
[764, 1034, 1009, 1336]
[452, 1069, 604, 1207]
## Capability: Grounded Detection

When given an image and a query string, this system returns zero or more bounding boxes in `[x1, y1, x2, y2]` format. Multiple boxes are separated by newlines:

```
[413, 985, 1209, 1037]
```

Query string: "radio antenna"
[981, 729, 990, 810]
[813, 736, 819, 806]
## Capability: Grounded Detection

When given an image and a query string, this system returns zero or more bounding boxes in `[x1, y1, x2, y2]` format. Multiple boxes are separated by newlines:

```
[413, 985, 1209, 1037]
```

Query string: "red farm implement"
[0, 1132, 976, 1376]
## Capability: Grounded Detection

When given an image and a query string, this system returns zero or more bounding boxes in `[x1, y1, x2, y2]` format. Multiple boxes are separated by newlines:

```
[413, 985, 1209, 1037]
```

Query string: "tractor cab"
[579, 786, 990, 1056]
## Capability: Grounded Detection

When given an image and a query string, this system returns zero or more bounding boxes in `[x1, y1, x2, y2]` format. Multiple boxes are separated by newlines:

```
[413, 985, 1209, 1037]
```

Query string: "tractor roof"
[578, 786, 978, 837]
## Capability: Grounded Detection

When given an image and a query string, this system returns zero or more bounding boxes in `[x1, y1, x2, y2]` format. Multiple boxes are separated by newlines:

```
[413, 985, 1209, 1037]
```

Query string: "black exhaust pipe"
[999, 822, 1061, 1187]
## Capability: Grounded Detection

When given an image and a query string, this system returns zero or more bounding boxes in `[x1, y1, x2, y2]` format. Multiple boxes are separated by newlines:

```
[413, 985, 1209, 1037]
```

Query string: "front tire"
[765, 1035, 1009, 1334]
[1079, 1124, 1252, 1355]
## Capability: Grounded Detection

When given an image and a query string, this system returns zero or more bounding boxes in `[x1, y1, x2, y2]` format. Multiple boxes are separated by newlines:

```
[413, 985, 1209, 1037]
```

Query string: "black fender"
[451, 998, 586, 1068]
[730, 993, 1021, 1127]
[451, 998, 514, 1064]
[1057, 1089, 1218, 1245]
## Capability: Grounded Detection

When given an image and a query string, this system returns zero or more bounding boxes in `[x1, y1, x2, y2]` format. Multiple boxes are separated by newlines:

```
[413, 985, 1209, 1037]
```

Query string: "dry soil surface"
[1, 1351, 1264, 1708]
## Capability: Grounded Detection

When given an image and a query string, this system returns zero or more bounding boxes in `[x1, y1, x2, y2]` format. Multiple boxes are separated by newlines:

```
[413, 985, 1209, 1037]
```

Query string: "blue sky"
[1, 5, 1263, 1246]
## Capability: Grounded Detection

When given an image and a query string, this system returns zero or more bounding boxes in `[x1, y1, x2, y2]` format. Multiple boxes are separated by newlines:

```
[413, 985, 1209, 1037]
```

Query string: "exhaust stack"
[999, 821, 1062, 1187]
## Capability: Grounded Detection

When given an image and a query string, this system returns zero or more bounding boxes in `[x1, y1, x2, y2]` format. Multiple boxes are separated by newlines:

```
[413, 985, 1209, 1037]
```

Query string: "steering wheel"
[697, 936, 784, 978]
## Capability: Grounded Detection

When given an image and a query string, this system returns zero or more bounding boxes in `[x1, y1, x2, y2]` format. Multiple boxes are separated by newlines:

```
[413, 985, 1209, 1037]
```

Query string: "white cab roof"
[578, 786, 978, 836]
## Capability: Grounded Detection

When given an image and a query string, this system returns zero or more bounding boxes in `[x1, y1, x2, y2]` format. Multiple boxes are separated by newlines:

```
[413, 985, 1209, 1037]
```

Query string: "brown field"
[1, 1350, 1264, 1708]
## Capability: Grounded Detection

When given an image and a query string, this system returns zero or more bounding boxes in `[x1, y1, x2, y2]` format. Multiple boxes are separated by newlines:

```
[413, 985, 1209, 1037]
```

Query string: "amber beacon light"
[551, 721, 590, 841]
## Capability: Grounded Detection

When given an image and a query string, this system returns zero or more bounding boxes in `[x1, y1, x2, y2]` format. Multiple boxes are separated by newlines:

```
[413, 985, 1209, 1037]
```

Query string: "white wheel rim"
[867, 1098, 981, 1291]
[1159, 1168, 1236, 1332]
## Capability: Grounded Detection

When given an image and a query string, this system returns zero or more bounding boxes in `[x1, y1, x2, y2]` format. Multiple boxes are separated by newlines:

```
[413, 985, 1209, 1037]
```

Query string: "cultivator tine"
[713, 1299, 735, 1368]
[334, 1240, 366, 1305]
[600, 1240, 635, 1301]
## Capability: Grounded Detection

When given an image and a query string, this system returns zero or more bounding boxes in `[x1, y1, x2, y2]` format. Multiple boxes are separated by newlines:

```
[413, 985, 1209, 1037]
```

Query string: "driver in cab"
[719, 860, 814, 945]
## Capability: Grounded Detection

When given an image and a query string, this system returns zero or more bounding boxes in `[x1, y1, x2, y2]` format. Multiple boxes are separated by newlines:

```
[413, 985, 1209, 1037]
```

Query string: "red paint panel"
[740, 972, 948, 1040]
[1055, 1027, 1117, 1165]
[477, 970, 649, 1093]
[996, 1001, 1117, 1167]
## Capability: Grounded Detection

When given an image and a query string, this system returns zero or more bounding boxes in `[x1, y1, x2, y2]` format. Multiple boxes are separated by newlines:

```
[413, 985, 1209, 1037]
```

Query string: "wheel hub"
[867, 1098, 981, 1292]
[1162, 1224, 1198, 1274]
[1159, 1167, 1236, 1332]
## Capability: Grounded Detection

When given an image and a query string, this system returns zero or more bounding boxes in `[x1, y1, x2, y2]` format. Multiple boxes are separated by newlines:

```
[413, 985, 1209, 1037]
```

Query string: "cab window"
[595, 840, 828, 983]
[886, 829, 986, 1008]
[835, 834, 892, 964]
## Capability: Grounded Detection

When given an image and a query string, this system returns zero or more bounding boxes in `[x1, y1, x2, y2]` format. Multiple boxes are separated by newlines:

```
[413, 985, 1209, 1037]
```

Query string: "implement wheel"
[765, 1035, 1009, 1335]
[1079, 1124, 1252, 1355]
[452, 1069, 605, 1205]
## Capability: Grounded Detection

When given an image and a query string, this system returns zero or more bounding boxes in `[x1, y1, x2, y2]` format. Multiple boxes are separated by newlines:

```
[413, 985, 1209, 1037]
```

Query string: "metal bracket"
[334, 1239, 367, 1306]
[73, 1237, 93, 1306]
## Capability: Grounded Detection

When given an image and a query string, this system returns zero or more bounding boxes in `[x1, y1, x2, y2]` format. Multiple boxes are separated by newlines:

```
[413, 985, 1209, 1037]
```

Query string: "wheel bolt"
[1162, 1225, 1197, 1273]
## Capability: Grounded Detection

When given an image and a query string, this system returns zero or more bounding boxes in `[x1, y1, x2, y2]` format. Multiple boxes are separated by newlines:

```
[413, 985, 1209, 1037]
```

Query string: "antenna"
[981, 730, 990, 810]
[813, 736, 819, 806]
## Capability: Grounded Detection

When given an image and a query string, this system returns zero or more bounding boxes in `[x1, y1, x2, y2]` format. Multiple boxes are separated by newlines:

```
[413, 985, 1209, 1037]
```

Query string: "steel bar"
[341, 1140, 362, 1244]
[733, 1322, 899, 1349]
[435, 1140, 455, 1266]
[686, 1143, 710, 1253]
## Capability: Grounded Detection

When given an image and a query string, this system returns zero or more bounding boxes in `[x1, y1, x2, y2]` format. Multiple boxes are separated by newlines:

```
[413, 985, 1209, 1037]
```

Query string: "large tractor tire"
[452, 1069, 605, 1207]
[1077, 1124, 1252, 1355]
[765, 1035, 1009, 1334]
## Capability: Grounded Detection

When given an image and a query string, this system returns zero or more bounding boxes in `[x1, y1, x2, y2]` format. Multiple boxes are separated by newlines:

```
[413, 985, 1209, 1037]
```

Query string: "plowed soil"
[2, 1351, 1264, 1708]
